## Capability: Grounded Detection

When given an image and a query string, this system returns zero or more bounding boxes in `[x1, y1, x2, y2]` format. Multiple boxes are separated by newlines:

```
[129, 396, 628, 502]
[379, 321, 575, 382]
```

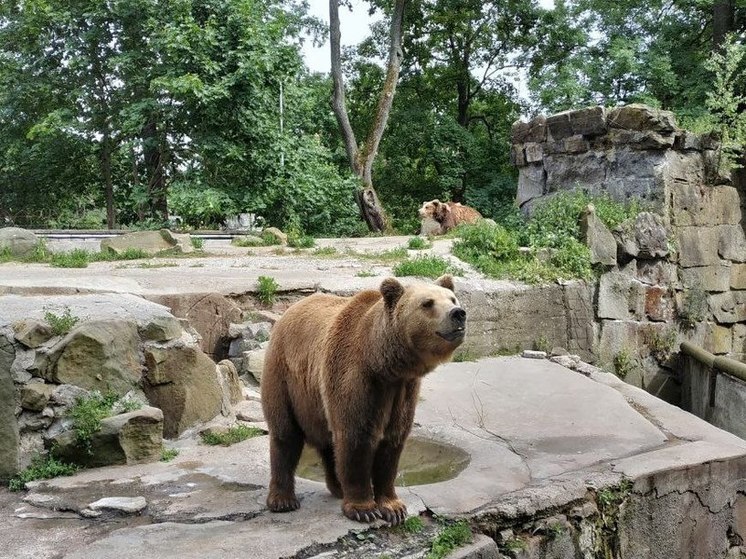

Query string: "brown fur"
[418, 199, 482, 235]
[261, 276, 466, 525]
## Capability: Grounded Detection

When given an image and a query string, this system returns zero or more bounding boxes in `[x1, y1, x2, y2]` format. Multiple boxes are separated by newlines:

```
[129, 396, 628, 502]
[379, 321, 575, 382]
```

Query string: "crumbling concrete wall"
[511, 104, 746, 404]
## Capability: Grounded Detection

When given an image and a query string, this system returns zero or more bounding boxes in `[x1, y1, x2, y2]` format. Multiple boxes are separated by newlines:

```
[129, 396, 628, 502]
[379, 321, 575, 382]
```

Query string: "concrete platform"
[2, 357, 746, 559]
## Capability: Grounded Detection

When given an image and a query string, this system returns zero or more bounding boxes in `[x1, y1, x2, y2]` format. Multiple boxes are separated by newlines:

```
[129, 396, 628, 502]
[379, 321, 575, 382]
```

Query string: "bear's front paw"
[267, 491, 300, 512]
[376, 497, 407, 526]
[342, 500, 381, 523]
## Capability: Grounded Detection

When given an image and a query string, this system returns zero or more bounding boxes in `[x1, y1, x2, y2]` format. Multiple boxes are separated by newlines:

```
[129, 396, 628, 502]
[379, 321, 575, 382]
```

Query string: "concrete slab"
[2, 357, 745, 558]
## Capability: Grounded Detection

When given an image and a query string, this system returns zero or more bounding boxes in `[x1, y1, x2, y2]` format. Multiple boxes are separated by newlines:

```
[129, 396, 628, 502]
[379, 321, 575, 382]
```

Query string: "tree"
[329, 0, 407, 232]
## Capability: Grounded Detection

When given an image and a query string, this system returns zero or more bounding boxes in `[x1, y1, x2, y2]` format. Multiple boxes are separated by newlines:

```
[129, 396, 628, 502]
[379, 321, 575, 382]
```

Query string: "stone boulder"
[50, 406, 164, 467]
[580, 205, 617, 266]
[20, 383, 54, 411]
[262, 227, 287, 245]
[100, 229, 193, 256]
[614, 212, 669, 261]
[243, 348, 267, 384]
[0, 335, 19, 481]
[147, 293, 242, 359]
[13, 319, 54, 349]
[0, 227, 39, 258]
[48, 320, 142, 395]
[142, 346, 224, 438]
[216, 360, 243, 416]
[607, 104, 677, 134]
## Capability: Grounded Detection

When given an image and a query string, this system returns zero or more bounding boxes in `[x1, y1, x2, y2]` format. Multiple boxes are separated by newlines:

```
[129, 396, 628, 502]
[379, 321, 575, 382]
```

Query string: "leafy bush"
[452, 221, 519, 262]
[44, 307, 80, 335]
[8, 455, 79, 491]
[408, 237, 432, 250]
[168, 183, 239, 229]
[393, 255, 463, 279]
[257, 275, 279, 306]
[69, 391, 122, 453]
[50, 249, 89, 268]
[190, 236, 204, 250]
[200, 425, 265, 446]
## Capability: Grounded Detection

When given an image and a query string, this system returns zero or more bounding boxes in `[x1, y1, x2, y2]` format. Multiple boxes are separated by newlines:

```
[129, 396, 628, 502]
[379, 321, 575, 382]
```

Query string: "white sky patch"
[302, 0, 556, 106]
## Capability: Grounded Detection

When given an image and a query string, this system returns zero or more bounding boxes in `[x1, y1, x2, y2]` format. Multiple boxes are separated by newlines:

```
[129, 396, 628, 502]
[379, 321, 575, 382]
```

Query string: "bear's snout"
[449, 307, 466, 327]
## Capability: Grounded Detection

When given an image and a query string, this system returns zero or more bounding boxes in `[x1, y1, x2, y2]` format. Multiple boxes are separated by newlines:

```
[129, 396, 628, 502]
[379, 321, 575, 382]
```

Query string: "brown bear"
[418, 199, 483, 235]
[261, 275, 466, 525]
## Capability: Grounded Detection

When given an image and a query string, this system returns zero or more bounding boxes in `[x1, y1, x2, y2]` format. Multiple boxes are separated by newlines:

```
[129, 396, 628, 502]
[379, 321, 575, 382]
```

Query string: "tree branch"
[329, 0, 359, 174]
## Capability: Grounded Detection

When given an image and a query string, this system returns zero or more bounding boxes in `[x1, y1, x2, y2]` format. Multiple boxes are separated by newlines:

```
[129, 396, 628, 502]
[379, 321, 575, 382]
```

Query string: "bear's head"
[380, 275, 466, 369]
[418, 199, 451, 224]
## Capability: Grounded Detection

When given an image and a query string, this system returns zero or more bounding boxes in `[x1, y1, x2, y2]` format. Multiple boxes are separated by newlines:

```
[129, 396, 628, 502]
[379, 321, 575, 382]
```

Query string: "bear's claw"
[267, 495, 300, 512]
[377, 499, 407, 526]
[343, 501, 381, 523]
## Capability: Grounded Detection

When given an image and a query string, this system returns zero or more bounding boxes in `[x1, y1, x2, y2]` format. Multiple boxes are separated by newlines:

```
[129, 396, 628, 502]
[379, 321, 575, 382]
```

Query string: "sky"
[301, 0, 556, 74]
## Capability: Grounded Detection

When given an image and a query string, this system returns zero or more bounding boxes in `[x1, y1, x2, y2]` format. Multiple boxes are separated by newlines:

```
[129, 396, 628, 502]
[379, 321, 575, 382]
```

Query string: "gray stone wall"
[512, 104, 746, 404]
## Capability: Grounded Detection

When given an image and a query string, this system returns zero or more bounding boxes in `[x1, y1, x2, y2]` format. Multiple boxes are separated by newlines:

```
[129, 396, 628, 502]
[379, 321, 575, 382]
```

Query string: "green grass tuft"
[393, 255, 463, 279]
[50, 248, 89, 268]
[160, 448, 180, 462]
[427, 520, 472, 559]
[69, 391, 121, 454]
[44, 307, 80, 335]
[8, 455, 78, 491]
[407, 237, 432, 250]
[256, 275, 279, 306]
[190, 237, 204, 250]
[401, 515, 425, 534]
[200, 425, 265, 446]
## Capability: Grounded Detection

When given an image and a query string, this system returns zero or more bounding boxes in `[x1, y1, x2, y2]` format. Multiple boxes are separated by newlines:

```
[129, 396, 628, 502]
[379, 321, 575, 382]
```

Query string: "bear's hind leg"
[319, 446, 343, 498]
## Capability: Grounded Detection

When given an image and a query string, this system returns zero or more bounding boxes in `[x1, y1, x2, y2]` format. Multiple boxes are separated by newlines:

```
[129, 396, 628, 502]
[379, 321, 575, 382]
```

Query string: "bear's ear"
[432, 199, 440, 207]
[380, 278, 405, 309]
[435, 274, 454, 292]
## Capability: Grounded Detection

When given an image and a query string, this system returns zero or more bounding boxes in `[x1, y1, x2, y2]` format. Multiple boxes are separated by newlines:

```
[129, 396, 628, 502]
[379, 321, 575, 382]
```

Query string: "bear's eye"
[450, 297, 456, 304]
[421, 299, 434, 309]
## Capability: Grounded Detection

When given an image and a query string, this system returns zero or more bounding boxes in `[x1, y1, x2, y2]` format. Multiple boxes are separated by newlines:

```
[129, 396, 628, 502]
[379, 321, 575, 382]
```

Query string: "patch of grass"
[94, 247, 150, 261]
[160, 448, 180, 462]
[613, 349, 636, 379]
[356, 269, 377, 277]
[136, 262, 178, 268]
[427, 519, 472, 559]
[232, 236, 265, 248]
[504, 537, 528, 552]
[287, 231, 315, 249]
[190, 236, 204, 250]
[8, 455, 79, 491]
[401, 515, 425, 534]
[646, 327, 678, 362]
[393, 255, 464, 279]
[313, 246, 339, 257]
[24, 239, 51, 262]
[534, 336, 551, 353]
[69, 391, 121, 454]
[256, 275, 279, 306]
[0, 245, 13, 263]
[407, 237, 432, 250]
[351, 247, 409, 263]
[49, 248, 90, 268]
[44, 307, 80, 335]
[452, 348, 478, 362]
[200, 425, 265, 446]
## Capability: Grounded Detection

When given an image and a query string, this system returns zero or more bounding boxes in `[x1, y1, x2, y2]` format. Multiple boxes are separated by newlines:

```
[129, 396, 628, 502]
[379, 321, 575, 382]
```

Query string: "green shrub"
[452, 221, 519, 262]
[190, 236, 204, 250]
[261, 231, 283, 246]
[288, 234, 315, 248]
[69, 391, 121, 453]
[257, 275, 279, 306]
[427, 520, 472, 559]
[160, 448, 180, 462]
[393, 255, 463, 279]
[407, 236, 432, 250]
[200, 425, 265, 446]
[50, 249, 89, 268]
[8, 455, 78, 491]
[44, 307, 80, 335]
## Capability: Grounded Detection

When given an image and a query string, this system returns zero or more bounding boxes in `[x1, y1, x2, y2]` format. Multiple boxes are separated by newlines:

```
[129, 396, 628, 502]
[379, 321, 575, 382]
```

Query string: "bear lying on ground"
[418, 199, 483, 235]
[261, 275, 466, 525]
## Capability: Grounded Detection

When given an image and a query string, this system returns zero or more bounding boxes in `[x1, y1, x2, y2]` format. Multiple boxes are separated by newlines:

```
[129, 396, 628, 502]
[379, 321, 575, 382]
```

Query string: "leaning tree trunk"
[329, 0, 407, 233]
[142, 118, 168, 222]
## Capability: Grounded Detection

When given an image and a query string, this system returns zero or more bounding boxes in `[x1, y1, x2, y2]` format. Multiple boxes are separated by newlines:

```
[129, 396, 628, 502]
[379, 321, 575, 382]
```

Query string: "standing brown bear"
[261, 275, 466, 525]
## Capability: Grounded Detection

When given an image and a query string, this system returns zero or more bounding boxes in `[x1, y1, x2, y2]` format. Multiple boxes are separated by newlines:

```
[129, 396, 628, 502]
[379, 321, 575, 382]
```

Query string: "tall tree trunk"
[101, 127, 115, 229]
[329, 0, 407, 232]
[713, 0, 735, 51]
[142, 118, 168, 222]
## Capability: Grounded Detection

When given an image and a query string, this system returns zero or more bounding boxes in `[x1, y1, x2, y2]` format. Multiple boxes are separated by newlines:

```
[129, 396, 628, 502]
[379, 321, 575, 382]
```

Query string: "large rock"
[13, 319, 53, 349]
[0, 335, 19, 480]
[20, 383, 54, 411]
[679, 265, 731, 293]
[216, 360, 243, 416]
[671, 184, 741, 227]
[511, 115, 547, 144]
[100, 229, 193, 256]
[718, 225, 746, 262]
[243, 348, 267, 384]
[615, 213, 669, 261]
[677, 227, 720, 267]
[607, 104, 677, 133]
[598, 272, 644, 320]
[142, 346, 223, 438]
[50, 407, 163, 467]
[147, 293, 242, 359]
[0, 227, 39, 258]
[709, 292, 746, 324]
[516, 163, 546, 207]
[580, 205, 617, 266]
[50, 320, 142, 395]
